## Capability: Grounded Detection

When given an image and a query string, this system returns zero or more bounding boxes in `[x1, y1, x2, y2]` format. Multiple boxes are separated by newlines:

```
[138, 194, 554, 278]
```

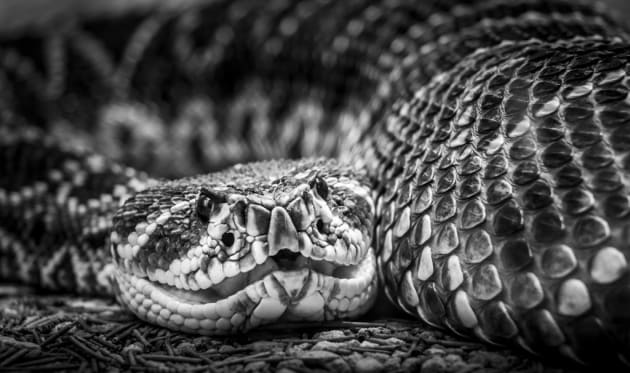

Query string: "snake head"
[110, 159, 377, 334]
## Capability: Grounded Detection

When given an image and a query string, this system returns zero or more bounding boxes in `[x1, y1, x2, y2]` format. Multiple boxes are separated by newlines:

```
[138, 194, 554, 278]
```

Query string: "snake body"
[1, 0, 630, 366]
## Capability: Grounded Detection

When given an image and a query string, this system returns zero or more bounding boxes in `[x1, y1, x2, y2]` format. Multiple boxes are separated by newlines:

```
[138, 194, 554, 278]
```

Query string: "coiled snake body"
[1, 0, 629, 366]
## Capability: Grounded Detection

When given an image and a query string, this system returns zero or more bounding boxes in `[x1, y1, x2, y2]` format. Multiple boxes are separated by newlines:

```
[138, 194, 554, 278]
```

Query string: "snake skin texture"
[1, 0, 630, 367]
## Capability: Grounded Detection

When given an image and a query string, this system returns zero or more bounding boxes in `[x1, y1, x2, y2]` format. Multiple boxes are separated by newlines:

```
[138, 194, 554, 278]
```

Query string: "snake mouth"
[114, 247, 376, 334]
[148, 250, 368, 303]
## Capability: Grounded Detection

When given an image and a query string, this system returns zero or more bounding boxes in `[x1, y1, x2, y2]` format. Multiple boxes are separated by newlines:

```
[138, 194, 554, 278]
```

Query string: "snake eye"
[221, 232, 235, 246]
[197, 189, 224, 223]
[310, 176, 329, 199]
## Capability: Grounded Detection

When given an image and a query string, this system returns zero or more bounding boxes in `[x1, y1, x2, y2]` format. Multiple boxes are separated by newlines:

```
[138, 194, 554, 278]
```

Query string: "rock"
[244, 361, 268, 372]
[122, 342, 144, 354]
[276, 369, 298, 373]
[356, 328, 371, 339]
[444, 353, 474, 372]
[444, 354, 464, 364]
[250, 340, 286, 352]
[383, 356, 401, 370]
[286, 343, 312, 355]
[421, 356, 448, 373]
[312, 340, 359, 351]
[401, 357, 424, 371]
[174, 342, 196, 354]
[383, 337, 405, 346]
[359, 341, 380, 348]
[314, 330, 346, 339]
[277, 358, 306, 370]
[425, 347, 447, 355]
[370, 352, 390, 362]
[300, 350, 341, 362]
[392, 350, 408, 359]
[353, 356, 384, 373]
[219, 345, 236, 353]
[468, 350, 511, 369]
[300, 350, 351, 373]
[325, 357, 352, 373]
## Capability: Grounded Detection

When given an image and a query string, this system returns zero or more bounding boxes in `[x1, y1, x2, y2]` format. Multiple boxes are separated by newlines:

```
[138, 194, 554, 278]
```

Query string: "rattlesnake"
[1, 0, 629, 367]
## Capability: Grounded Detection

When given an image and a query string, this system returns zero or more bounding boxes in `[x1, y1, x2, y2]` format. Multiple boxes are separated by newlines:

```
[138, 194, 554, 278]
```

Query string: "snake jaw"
[110, 159, 377, 334]
[113, 249, 377, 334]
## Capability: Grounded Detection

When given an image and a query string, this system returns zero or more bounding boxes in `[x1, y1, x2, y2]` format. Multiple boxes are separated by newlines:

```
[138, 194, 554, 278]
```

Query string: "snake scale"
[1, 0, 629, 367]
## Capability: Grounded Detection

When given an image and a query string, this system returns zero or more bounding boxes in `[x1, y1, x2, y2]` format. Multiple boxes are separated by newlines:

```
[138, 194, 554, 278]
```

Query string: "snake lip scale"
[1, 0, 630, 367]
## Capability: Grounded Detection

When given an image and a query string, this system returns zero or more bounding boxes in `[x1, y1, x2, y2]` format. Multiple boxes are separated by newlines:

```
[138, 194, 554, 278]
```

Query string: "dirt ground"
[0, 289, 582, 372]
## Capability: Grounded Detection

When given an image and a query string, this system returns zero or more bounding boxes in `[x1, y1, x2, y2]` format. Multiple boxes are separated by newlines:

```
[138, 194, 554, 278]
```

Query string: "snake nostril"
[315, 219, 325, 233]
[310, 176, 329, 199]
[274, 249, 301, 268]
[221, 232, 235, 246]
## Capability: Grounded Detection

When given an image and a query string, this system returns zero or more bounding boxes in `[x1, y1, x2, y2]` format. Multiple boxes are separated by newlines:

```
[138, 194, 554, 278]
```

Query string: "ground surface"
[0, 288, 576, 373]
